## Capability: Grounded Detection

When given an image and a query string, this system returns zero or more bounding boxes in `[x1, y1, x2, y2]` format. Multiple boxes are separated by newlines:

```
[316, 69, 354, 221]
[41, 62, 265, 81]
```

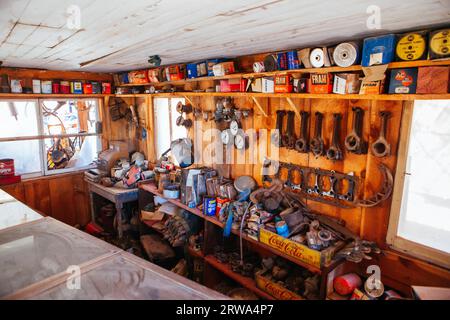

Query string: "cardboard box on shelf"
[359, 65, 388, 95]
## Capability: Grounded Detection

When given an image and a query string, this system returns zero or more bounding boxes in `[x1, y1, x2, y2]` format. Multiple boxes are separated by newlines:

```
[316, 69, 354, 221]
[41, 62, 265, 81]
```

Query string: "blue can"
[203, 197, 217, 216]
[287, 51, 300, 70]
[277, 52, 288, 70]
[276, 221, 289, 238]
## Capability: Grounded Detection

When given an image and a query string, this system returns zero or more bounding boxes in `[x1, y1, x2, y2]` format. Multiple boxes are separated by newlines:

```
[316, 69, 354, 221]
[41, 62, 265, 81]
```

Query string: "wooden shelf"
[205, 255, 275, 300]
[139, 183, 224, 228]
[0, 93, 112, 99]
[115, 59, 450, 88]
[138, 182, 331, 274]
[115, 91, 450, 102]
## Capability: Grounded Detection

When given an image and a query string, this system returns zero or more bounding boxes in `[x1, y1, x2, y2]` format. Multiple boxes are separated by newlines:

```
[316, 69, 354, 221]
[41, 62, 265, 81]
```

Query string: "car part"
[294, 111, 310, 153]
[176, 115, 192, 128]
[310, 112, 325, 157]
[271, 110, 286, 147]
[371, 111, 391, 158]
[282, 111, 296, 149]
[356, 163, 394, 207]
[326, 113, 343, 161]
[345, 107, 368, 154]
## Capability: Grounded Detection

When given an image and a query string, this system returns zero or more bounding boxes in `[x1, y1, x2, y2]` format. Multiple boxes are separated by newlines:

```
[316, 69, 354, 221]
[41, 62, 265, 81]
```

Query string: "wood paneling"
[0, 67, 113, 82]
[1, 172, 90, 227]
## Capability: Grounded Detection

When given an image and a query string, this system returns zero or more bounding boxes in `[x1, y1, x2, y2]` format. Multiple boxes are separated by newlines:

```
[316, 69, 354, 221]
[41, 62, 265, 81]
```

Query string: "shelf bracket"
[184, 95, 195, 108]
[285, 97, 301, 120]
[251, 96, 268, 117]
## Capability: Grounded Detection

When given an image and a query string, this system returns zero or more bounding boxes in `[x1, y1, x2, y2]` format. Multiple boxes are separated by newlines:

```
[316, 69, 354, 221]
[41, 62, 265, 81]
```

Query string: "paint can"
[52, 82, 60, 94]
[60, 81, 70, 94]
[41, 80, 52, 94]
[32, 80, 41, 93]
[276, 220, 289, 238]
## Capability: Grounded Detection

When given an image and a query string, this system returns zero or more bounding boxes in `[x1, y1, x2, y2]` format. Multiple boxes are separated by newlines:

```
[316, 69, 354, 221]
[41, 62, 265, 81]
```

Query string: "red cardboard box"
[219, 79, 247, 92]
[274, 75, 293, 93]
[309, 73, 333, 94]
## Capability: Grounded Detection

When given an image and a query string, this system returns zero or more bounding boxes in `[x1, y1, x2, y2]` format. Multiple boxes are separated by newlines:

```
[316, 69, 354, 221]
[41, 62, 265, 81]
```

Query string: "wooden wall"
[134, 79, 450, 290]
[1, 172, 90, 226]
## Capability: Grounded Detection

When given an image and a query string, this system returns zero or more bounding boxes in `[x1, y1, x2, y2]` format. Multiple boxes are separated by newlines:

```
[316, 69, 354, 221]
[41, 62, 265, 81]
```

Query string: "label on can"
[430, 29, 450, 58]
[203, 197, 216, 216]
[396, 33, 426, 61]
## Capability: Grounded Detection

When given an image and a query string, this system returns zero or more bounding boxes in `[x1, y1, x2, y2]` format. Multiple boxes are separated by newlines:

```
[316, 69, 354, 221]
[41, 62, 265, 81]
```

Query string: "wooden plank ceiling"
[0, 0, 449, 72]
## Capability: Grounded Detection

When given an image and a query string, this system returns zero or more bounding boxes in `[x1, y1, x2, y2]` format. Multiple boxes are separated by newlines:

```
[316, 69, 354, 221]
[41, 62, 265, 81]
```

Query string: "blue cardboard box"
[187, 61, 207, 78]
[362, 34, 397, 66]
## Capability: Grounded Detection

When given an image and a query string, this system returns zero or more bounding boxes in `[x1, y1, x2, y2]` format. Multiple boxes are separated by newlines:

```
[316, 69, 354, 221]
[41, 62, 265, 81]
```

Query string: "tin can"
[0, 159, 15, 177]
[83, 83, 93, 94]
[32, 80, 41, 93]
[91, 81, 101, 94]
[275, 220, 289, 238]
[41, 80, 52, 94]
[277, 52, 288, 70]
[60, 81, 70, 94]
[287, 51, 300, 70]
[71, 81, 83, 94]
[102, 82, 111, 94]
[203, 197, 217, 216]
[52, 82, 60, 94]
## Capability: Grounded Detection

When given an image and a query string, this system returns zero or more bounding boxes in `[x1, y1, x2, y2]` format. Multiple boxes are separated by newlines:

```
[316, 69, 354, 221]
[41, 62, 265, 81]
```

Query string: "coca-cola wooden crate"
[255, 270, 303, 300]
[259, 227, 344, 269]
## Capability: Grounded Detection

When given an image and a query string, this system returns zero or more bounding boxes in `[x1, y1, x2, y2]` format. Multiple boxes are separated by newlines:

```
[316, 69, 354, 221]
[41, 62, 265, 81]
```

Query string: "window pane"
[170, 98, 187, 140]
[41, 100, 99, 135]
[398, 100, 450, 253]
[44, 135, 100, 171]
[154, 98, 171, 159]
[0, 101, 39, 138]
[0, 140, 42, 175]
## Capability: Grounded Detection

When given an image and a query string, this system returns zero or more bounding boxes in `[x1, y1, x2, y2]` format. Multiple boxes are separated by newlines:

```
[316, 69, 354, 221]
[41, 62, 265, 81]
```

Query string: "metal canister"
[203, 197, 217, 216]
[276, 220, 289, 238]
[287, 50, 300, 70]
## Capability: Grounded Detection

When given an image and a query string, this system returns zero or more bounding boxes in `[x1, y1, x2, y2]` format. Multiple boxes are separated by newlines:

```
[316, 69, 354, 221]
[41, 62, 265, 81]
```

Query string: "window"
[387, 100, 450, 268]
[0, 99, 102, 178]
[154, 97, 188, 160]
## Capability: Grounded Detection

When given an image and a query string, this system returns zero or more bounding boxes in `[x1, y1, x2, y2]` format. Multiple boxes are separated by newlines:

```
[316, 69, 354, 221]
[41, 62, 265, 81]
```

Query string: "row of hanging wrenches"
[264, 161, 358, 208]
[271, 107, 392, 160]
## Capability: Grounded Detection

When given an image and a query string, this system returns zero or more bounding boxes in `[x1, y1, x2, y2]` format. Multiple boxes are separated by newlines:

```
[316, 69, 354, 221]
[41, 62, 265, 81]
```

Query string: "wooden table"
[85, 179, 139, 238]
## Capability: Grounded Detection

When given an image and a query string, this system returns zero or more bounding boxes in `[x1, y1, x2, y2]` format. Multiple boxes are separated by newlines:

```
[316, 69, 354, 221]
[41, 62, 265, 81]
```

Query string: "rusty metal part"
[345, 107, 368, 154]
[294, 111, 310, 153]
[176, 101, 192, 114]
[371, 111, 391, 158]
[326, 113, 343, 161]
[265, 161, 358, 209]
[271, 110, 286, 147]
[176, 115, 192, 128]
[282, 111, 296, 149]
[310, 112, 325, 157]
[356, 163, 393, 207]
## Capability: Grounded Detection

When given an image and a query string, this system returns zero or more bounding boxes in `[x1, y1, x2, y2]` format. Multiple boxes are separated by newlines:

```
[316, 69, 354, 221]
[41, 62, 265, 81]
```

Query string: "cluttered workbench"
[0, 189, 227, 300]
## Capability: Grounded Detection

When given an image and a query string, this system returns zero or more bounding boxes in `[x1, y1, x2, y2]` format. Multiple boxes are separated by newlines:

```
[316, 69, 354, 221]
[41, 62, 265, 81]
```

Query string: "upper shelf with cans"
[115, 28, 450, 96]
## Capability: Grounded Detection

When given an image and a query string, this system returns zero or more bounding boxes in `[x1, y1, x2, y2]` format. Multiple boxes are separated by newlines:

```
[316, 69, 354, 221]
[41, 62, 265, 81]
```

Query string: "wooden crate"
[255, 271, 303, 300]
[259, 228, 344, 269]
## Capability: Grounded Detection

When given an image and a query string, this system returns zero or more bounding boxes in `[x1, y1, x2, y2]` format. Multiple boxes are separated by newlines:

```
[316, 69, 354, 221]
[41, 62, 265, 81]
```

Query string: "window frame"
[387, 100, 450, 268]
[0, 98, 102, 179]
[153, 97, 187, 160]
